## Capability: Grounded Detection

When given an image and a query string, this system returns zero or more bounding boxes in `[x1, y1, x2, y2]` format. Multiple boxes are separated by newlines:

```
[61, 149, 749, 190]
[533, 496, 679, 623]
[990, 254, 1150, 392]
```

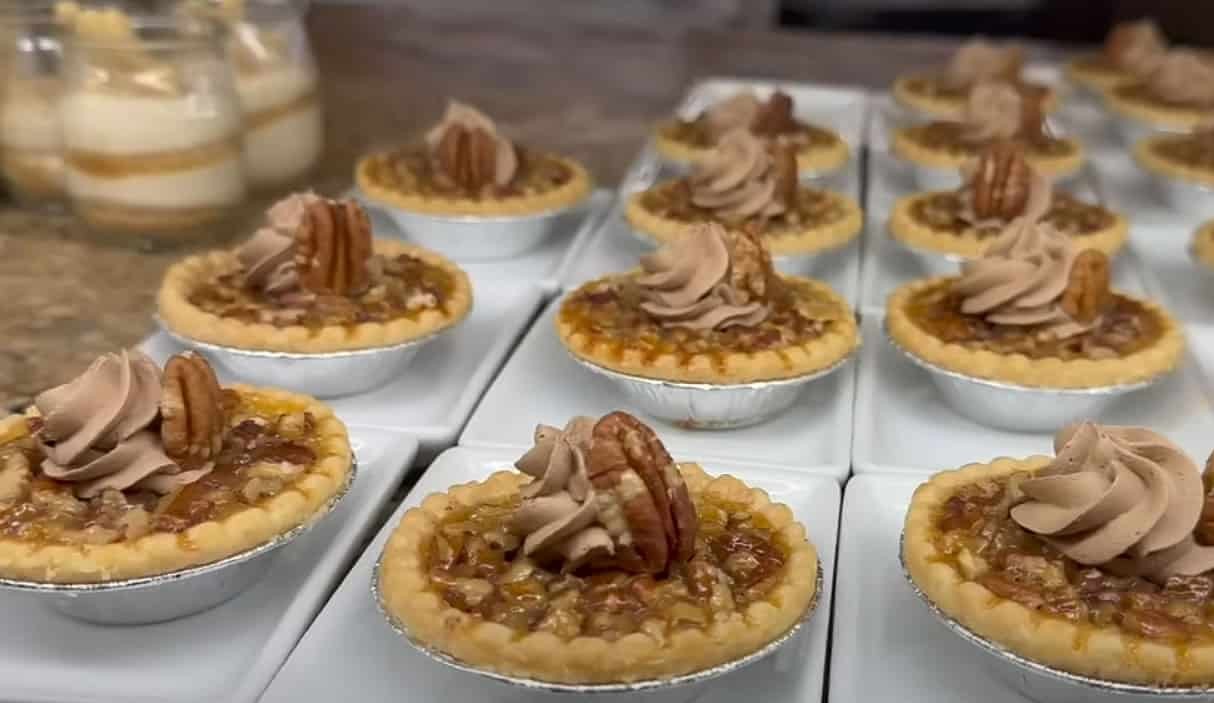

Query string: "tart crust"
[1193, 220, 1214, 271]
[1135, 135, 1214, 189]
[557, 276, 860, 384]
[624, 188, 863, 256]
[1105, 84, 1214, 132]
[653, 127, 850, 175]
[892, 127, 1085, 180]
[0, 385, 354, 583]
[904, 457, 1214, 686]
[892, 75, 1060, 120]
[355, 152, 593, 218]
[158, 238, 473, 354]
[376, 463, 819, 685]
[888, 193, 1127, 259]
[886, 277, 1185, 388]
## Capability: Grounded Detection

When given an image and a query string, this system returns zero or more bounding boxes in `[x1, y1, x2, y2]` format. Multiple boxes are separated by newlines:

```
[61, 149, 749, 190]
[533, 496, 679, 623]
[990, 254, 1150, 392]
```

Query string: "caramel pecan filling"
[909, 192, 1116, 238]
[362, 145, 574, 200]
[1115, 82, 1214, 110]
[425, 493, 787, 639]
[660, 117, 840, 150]
[1150, 134, 1214, 169]
[902, 122, 1075, 158]
[932, 475, 1214, 643]
[0, 395, 319, 547]
[639, 180, 851, 234]
[189, 253, 457, 328]
[906, 281, 1163, 361]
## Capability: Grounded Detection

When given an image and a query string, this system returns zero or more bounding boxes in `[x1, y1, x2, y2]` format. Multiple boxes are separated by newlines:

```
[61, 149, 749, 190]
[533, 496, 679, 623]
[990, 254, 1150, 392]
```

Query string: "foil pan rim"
[157, 316, 442, 360]
[572, 350, 853, 391]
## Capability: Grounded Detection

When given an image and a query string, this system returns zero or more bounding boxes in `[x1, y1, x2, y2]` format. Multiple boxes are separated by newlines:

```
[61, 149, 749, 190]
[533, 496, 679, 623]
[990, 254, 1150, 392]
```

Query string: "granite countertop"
[0, 6, 1069, 408]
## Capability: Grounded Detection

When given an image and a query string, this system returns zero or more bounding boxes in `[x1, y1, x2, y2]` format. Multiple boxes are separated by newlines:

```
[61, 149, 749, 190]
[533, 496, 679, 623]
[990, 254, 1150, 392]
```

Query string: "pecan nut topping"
[750, 91, 796, 137]
[1060, 249, 1112, 324]
[773, 142, 799, 209]
[294, 197, 374, 296]
[970, 142, 1032, 220]
[587, 412, 697, 573]
[160, 351, 226, 469]
[435, 124, 502, 193]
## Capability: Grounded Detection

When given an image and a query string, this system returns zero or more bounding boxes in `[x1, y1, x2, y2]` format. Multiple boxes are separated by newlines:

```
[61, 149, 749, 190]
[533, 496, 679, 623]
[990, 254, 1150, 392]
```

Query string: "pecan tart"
[158, 191, 472, 353]
[893, 39, 1057, 120]
[557, 222, 858, 385]
[356, 100, 592, 217]
[891, 141, 1126, 260]
[1106, 50, 1214, 133]
[904, 422, 1214, 686]
[653, 90, 850, 176]
[0, 349, 353, 583]
[627, 130, 862, 257]
[887, 215, 1183, 389]
[376, 412, 819, 684]
[1066, 19, 1167, 94]
[1194, 220, 1214, 272]
[894, 82, 1084, 181]
[1135, 125, 1214, 189]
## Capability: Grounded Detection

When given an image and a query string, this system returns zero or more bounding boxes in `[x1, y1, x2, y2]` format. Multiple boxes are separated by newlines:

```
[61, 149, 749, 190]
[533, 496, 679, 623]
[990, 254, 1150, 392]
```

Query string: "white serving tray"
[831, 473, 1040, 702]
[260, 445, 840, 703]
[458, 298, 857, 480]
[0, 429, 417, 703]
[142, 281, 544, 464]
[852, 313, 1214, 475]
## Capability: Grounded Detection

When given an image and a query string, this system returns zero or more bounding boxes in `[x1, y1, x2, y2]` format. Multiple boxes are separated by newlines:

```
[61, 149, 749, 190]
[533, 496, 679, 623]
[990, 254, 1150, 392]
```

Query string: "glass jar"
[59, 13, 247, 246]
[0, 1, 64, 209]
[226, 0, 323, 193]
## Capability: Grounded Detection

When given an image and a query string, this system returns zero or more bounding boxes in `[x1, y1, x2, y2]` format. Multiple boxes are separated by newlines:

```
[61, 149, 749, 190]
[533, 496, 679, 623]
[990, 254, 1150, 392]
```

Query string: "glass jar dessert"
[0, 0, 63, 209]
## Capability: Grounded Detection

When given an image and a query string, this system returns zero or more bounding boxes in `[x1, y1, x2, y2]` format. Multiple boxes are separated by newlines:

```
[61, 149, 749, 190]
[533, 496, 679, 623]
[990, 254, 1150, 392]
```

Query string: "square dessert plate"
[143, 281, 544, 464]
[831, 473, 1041, 703]
[259, 445, 840, 703]
[0, 429, 417, 703]
[852, 313, 1214, 475]
[458, 298, 857, 481]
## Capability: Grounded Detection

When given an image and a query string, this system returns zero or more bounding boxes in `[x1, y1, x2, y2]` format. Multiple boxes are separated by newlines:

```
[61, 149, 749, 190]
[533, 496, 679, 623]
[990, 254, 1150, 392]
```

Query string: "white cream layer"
[61, 91, 243, 155]
[237, 65, 322, 187]
[65, 158, 246, 209]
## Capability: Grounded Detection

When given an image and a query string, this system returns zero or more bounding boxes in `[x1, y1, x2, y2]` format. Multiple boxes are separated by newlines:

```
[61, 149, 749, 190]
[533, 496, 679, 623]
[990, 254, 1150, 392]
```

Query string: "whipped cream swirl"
[962, 82, 1028, 143]
[942, 39, 1022, 91]
[1011, 423, 1214, 584]
[424, 100, 519, 187]
[1105, 20, 1167, 77]
[238, 192, 319, 294]
[636, 223, 769, 331]
[702, 91, 761, 142]
[1145, 50, 1214, 107]
[952, 217, 1092, 338]
[689, 129, 788, 221]
[34, 350, 207, 498]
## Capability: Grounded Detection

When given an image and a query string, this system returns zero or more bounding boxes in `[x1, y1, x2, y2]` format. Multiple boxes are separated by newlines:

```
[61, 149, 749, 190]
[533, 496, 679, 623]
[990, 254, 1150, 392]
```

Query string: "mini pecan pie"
[895, 82, 1084, 180]
[1066, 19, 1168, 93]
[627, 130, 862, 257]
[0, 349, 353, 583]
[1106, 50, 1214, 132]
[653, 90, 849, 175]
[557, 222, 858, 384]
[1193, 220, 1214, 272]
[905, 423, 1214, 686]
[891, 141, 1126, 259]
[887, 216, 1183, 388]
[1135, 126, 1214, 189]
[356, 100, 592, 217]
[893, 39, 1057, 119]
[376, 412, 819, 684]
[158, 192, 472, 353]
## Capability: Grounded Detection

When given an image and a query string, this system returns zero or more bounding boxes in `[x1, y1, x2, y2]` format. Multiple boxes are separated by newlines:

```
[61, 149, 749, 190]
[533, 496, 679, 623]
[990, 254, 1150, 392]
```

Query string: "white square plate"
[459, 299, 856, 480]
[0, 429, 417, 703]
[143, 282, 544, 464]
[852, 314, 1214, 475]
[260, 446, 840, 703]
[831, 473, 1037, 702]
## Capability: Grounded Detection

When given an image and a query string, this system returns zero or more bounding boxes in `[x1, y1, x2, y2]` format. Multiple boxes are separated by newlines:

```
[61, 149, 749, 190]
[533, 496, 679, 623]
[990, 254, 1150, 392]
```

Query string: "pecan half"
[294, 197, 374, 296]
[772, 142, 799, 210]
[434, 123, 505, 193]
[1061, 249, 1112, 323]
[750, 91, 796, 137]
[1017, 84, 1047, 139]
[161, 351, 226, 469]
[970, 142, 1032, 220]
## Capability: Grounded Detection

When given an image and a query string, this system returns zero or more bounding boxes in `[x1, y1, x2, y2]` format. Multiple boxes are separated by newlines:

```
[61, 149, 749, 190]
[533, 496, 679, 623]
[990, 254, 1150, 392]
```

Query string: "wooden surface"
[0, 6, 1069, 408]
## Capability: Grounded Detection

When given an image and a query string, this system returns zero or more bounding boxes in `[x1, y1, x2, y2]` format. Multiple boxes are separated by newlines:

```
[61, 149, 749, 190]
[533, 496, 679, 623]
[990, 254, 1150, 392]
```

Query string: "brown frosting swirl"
[34, 350, 208, 498]
[510, 418, 619, 569]
[1011, 423, 1214, 584]
[1104, 19, 1167, 77]
[424, 100, 519, 188]
[962, 82, 1030, 143]
[636, 223, 769, 331]
[941, 39, 1023, 91]
[952, 217, 1092, 338]
[238, 192, 319, 294]
[702, 91, 761, 142]
[1144, 50, 1214, 107]
[688, 129, 788, 221]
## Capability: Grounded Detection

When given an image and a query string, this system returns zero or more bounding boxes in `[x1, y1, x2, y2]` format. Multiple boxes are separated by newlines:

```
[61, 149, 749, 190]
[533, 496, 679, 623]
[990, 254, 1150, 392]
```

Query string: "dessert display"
[1066, 19, 1167, 94]
[887, 214, 1183, 390]
[0, 348, 354, 583]
[626, 129, 863, 258]
[893, 81, 1085, 183]
[558, 222, 858, 385]
[57, 5, 247, 237]
[376, 411, 819, 684]
[158, 191, 472, 355]
[1194, 220, 1214, 273]
[904, 422, 1214, 686]
[890, 141, 1126, 260]
[1106, 49, 1214, 135]
[1135, 125, 1214, 217]
[653, 89, 850, 175]
[892, 38, 1056, 120]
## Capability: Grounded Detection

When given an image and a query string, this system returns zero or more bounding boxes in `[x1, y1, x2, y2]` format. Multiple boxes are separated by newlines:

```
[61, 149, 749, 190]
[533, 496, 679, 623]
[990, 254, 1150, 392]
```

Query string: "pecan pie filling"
[424, 480, 788, 639]
[1149, 133, 1214, 169]
[638, 180, 851, 235]
[359, 145, 574, 200]
[902, 122, 1075, 158]
[910, 191, 1115, 238]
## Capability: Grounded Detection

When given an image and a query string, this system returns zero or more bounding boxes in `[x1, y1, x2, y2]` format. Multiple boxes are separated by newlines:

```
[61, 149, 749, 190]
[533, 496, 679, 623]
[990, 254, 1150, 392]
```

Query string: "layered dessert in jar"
[0, 75, 63, 205]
